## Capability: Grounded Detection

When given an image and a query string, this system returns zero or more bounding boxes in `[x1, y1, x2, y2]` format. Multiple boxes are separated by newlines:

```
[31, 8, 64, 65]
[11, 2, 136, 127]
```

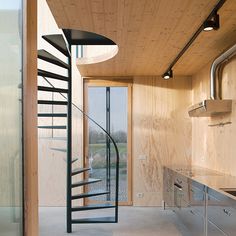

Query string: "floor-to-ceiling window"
[0, 1, 23, 235]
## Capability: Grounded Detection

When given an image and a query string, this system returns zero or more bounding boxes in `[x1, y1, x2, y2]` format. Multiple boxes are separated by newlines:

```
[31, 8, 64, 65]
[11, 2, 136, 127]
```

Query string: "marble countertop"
[165, 165, 236, 201]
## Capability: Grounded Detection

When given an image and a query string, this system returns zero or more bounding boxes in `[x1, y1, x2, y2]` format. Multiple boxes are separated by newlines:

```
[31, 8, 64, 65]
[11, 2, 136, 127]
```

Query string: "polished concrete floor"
[39, 206, 186, 236]
[0, 207, 23, 236]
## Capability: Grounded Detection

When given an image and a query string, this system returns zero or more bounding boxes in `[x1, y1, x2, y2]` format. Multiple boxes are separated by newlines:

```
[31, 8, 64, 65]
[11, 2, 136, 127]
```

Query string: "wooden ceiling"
[46, 0, 236, 77]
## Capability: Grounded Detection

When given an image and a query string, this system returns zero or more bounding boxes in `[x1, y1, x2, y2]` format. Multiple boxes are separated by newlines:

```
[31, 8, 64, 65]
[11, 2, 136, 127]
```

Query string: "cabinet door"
[189, 181, 205, 217]
[207, 221, 227, 236]
[176, 208, 205, 236]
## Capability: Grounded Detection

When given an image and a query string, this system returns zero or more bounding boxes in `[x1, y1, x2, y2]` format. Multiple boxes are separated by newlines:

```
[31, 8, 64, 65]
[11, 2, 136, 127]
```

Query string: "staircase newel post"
[67, 44, 72, 233]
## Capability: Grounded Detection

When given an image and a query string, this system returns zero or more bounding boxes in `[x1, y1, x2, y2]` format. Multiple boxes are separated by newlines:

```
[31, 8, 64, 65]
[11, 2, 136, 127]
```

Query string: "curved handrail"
[41, 76, 120, 218]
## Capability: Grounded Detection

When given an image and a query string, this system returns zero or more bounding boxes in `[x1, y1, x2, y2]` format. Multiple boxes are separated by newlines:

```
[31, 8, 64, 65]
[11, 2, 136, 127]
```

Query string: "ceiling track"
[163, 0, 226, 77]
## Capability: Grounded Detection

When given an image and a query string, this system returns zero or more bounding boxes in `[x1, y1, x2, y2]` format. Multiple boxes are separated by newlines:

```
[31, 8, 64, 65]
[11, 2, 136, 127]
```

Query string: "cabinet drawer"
[174, 182, 189, 208]
[176, 208, 205, 236]
[189, 182, 205, 216]
[208, 189, 236, 235]
[174, 174, 189, 206]
[207, 221, 227, 236]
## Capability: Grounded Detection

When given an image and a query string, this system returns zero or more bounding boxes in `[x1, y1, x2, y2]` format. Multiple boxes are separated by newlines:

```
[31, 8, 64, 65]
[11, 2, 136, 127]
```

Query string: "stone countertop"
[164, 165, 236, 201]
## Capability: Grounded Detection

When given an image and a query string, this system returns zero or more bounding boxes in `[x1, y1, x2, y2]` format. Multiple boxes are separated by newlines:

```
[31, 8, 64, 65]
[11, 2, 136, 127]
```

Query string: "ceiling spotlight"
[162, 69, 173, 80]
[203, 13, 220, 31]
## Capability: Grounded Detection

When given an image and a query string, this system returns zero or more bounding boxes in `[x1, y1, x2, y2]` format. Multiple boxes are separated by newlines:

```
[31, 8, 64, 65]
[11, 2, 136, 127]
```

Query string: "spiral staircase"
[37, 32, 119, 233]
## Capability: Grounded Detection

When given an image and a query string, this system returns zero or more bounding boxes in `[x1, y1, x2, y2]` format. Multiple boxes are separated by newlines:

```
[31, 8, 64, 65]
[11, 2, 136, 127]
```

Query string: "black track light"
[203, 13, 220, 31]
[162, 69, 173, 80]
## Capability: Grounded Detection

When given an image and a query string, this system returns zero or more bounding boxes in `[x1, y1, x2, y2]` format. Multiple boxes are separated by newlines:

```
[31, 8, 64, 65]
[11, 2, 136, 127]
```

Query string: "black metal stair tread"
[38, 50, 70, 69]
[38, 100, 68, 105]
[51, 148, 67, 152]
[71, 203, 115, 212]
[38, 86, 68, 93]
[72, 178, 102, 188]
[38, 69, 69, 81]
[38, 125, 66, 129]
[42, 34, 70, 57]
[72, 216, 116, 224]
[71, 167, 90, 176]
[38, 113, 67, 117]
[71, 190, 109, 200]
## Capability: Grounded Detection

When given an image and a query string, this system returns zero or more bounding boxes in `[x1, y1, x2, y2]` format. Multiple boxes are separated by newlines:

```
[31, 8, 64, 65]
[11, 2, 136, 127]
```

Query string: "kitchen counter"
[165, 165, 236, 201]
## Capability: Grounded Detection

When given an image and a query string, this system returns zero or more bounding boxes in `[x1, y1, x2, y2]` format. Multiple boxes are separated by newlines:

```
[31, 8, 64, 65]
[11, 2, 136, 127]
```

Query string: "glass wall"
[0, 1, 23, 235]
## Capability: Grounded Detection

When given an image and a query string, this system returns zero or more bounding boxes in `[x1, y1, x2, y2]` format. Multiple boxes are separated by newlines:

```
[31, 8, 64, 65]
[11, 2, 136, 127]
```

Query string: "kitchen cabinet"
[163, 167, 236, 236]
[164, 168, 205, 234]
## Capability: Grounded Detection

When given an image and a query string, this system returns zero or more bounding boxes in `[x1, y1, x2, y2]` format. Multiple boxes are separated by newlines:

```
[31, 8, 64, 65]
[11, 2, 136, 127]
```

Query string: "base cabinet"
[163, 167, 236, 236]
[207, 189, 236, 235]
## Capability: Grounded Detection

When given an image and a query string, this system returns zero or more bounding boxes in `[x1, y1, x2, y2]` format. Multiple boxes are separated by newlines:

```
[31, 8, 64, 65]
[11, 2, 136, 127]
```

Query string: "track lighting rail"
[162, 0, 226, 79]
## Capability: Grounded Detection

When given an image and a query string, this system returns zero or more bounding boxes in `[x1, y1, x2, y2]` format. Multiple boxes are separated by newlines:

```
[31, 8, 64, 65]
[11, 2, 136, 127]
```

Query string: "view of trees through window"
[87, 86, 128, 203]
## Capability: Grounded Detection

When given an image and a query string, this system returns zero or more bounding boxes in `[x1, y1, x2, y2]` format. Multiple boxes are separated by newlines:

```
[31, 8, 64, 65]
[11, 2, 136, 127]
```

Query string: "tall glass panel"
[110, 88, 128, 202]
[87, 87, 107, 197]
[0, 1, 23, 235]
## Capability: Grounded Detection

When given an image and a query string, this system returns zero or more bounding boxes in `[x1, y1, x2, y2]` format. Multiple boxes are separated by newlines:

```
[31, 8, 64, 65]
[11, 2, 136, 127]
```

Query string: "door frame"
[83, 78, 133, 206]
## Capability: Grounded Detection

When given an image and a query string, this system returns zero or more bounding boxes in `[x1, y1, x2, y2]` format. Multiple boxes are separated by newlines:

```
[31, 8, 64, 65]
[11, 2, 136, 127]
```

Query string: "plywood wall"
[132, 76, 192, 206]
[192, 57, 236, 175]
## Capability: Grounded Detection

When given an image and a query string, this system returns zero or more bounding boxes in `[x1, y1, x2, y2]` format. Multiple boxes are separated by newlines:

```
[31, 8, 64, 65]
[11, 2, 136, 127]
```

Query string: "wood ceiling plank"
[45, 0, 236, 77]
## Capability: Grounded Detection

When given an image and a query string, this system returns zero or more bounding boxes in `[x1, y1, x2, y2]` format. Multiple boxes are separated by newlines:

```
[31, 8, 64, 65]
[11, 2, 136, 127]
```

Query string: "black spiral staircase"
[37, 33, 119, 233]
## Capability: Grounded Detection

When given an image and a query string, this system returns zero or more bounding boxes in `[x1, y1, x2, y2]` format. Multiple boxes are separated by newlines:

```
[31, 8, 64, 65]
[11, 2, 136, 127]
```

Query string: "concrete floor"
[39, 206, 186, 236]
[0, 207, 23, 236]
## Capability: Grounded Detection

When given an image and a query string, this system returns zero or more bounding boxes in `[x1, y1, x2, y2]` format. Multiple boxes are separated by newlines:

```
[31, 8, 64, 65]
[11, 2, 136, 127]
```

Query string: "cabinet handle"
[174, 183, 182, 191]
[190, 210, 195, 215]
[223, 208, 232, 216]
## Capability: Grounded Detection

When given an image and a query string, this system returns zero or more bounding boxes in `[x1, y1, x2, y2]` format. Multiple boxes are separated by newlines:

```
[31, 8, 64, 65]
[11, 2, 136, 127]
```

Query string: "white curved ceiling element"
[77, 45, 118, 65]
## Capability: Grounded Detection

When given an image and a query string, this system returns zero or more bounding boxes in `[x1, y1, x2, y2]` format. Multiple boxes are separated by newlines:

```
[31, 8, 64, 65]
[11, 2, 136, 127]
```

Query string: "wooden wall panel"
[132, 76, 192, 206]
[192, 57, 236, 175]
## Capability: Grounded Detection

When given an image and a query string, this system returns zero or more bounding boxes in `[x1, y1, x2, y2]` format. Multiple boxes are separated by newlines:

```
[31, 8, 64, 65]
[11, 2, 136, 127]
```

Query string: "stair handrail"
[41, 76, 120, 219]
